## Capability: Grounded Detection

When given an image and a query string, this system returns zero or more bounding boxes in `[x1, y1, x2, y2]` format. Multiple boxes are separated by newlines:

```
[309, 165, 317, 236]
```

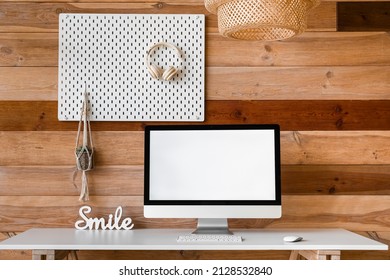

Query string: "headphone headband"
[147, 42, 182, 58]
[145, 42, 184, 81]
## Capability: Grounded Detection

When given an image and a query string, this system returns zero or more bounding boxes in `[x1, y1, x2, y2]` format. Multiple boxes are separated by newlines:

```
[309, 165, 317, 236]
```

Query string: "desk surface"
[0, 228, 387, 251]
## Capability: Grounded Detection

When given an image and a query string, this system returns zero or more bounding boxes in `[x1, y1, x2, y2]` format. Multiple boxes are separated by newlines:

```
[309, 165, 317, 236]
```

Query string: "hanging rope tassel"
[79, 171, 90, 202]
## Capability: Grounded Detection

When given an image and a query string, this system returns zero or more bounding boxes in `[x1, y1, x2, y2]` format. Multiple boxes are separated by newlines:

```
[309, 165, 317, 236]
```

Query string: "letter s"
[75, 205, 92, 230]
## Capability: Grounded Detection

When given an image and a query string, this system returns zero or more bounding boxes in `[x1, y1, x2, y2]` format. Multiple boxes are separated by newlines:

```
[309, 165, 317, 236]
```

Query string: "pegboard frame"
[58, 13, 205, 122]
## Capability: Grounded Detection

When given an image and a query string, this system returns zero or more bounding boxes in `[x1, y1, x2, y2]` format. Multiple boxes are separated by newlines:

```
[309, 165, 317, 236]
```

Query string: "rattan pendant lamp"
[205, 0, 320, 41]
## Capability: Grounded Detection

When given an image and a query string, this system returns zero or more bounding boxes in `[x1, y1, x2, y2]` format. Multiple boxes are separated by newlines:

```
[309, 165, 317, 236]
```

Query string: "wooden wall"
[0, 0, 390, 260]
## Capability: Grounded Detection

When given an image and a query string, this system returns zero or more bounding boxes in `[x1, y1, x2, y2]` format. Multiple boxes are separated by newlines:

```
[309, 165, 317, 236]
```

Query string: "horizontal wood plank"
[2, 66, 390, 101]
[0, 68, 57, 101]
[338, 2, 390, 31]
[0, 33, 58, 67]
[0, 166, 144, 196]
[76, 250, 291, 260]
[233, 195, 390, 232]
[2, 32, 389, 67]
[207, 66, 390, 100]
[2, 165, 390, 196]
[0, 2, 335, 33]
[282, 165, 390, 195]
[2, 100, 390, 131]
[0, 2, 209, 33]
[2, 131, 390, 165]
[0, 250, 31, 260]
[307, 1, 336, 31]
[0, 195, 389, 232]
[280, 131, 390, 165]
[342, 250, 390, 260]
[0, 131, 144, 166]
[207, 32, 390, 67]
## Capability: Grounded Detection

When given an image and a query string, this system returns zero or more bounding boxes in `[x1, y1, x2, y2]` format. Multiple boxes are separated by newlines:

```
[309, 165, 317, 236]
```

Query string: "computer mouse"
[283, 235, 303, 242]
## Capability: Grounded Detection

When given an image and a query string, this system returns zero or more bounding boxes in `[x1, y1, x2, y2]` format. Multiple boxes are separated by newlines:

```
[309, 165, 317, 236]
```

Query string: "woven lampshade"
[205, 0, 320, 41]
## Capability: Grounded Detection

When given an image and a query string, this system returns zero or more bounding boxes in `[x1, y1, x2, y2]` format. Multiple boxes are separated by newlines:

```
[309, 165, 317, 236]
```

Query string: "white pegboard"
[58, 14, 205, 121]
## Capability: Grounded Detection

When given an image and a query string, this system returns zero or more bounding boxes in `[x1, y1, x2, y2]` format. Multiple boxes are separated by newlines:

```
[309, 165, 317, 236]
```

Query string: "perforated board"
[58, 14, 205, 121]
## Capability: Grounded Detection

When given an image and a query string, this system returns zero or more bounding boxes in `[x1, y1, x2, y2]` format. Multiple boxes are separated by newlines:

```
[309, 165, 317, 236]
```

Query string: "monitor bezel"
[144, 124, 281, 206]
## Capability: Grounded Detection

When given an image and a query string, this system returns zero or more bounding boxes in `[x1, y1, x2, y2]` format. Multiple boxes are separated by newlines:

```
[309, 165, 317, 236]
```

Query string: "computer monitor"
[144, 124, 281, 234]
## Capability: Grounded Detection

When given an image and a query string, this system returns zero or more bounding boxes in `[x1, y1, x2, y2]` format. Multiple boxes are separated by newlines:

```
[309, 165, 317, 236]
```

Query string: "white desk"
[0, 228, 387, 260]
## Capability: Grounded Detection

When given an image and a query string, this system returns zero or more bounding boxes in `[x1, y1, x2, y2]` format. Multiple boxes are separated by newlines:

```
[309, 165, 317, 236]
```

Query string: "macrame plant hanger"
[74, 88, 94, 202]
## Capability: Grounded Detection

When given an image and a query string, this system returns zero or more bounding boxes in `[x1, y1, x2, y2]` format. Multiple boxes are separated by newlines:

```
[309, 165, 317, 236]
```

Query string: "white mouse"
[283, 235, 303, 242]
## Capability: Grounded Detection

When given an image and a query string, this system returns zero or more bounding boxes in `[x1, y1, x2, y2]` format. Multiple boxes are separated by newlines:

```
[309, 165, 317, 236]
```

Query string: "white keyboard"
[177, 234, 242, 243]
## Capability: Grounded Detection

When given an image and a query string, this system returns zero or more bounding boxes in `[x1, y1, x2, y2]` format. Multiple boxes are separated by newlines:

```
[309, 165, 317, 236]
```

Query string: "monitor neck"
[192, 218, 232, 235]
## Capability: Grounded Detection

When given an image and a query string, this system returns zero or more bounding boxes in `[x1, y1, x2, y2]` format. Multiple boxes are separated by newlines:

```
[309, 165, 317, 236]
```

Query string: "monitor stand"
[191, 218, 233, 235]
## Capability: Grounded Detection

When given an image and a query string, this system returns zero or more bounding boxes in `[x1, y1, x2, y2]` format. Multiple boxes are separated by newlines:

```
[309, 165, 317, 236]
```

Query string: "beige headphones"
[145, 42, 183, 81]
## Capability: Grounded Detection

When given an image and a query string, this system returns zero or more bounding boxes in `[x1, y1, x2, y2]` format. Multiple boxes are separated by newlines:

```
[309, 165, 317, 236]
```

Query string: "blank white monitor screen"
[150, 130, 275, 201]
[144, 124, 281, 212]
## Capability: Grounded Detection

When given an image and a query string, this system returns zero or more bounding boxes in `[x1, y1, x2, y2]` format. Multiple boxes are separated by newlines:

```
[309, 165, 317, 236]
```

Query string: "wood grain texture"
[282, 165, 390, 195]
[342, 250, 390, 260]
[0, 166, 144, 196]
[0, 195, 390, 232]
[2, 100, 390, 131]
[76, 250, 292, 260]
[0, 131, 144, 166]
[0, 250, 31, 260]
[2, 131, 390, 166]
[207, 66, 390, 100]
[280, 131, 390, 165]
[0, 68, 57, 101]
[0, 2, 335, 33]
[2, 32, 390, 67]
[0, 33, 58, 67]
[2, 165, 390, 196]
[307, 1, 336, 31]
[0, 2, 208, 33]
[338, 2, 390, 31]
[207, 32, 390, 67]
[2, 66, 390, 101]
